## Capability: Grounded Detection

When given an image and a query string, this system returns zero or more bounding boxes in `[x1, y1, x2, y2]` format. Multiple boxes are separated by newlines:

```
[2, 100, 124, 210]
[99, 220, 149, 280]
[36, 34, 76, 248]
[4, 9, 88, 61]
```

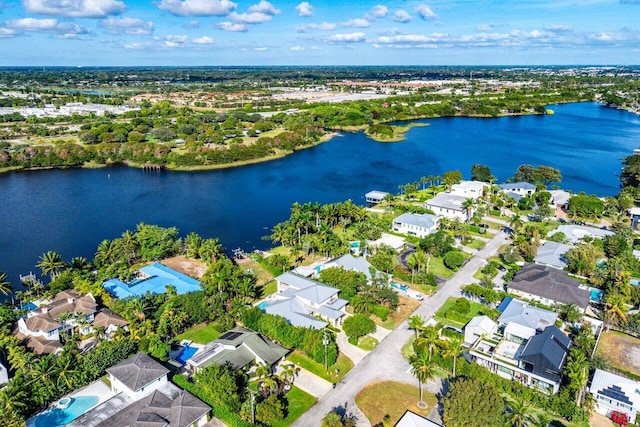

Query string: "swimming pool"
[350, 241, 360, 248]
[258, 301, 271, 311]
[631, 278, 640, 286]
[175, 344, 198, 365]
[28, 395, 99, 427]
[590, 288, 604, 302]
[390, 282, 408, 292]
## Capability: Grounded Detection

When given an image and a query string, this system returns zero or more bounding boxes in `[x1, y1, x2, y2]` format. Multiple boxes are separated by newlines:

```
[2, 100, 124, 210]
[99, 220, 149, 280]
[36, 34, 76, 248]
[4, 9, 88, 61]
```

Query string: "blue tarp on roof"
[102, 262, 201, 298]
[496, 296, 513, 313]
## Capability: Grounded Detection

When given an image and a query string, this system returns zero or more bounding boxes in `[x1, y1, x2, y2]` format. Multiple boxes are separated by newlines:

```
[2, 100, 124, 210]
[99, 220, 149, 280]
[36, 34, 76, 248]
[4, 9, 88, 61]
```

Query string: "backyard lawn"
[355, 381, 437, 426]
[174, 322, 221, 344]
[434, 297, 490, 329]
[372, 294, 421, 330]
[358, 336, 378, 351]
[595, 331, 640, 380]
[287, 351, 353, 383]
[240, 259, 274, 287]
[271, 386, 316, 427]
[465, 238, 486, 250]
[427, 257, 454, 279]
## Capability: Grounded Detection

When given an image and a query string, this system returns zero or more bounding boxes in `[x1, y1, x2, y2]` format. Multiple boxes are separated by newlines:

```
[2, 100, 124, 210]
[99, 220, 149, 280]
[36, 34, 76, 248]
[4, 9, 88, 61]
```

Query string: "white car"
[406, 289, 424, 301]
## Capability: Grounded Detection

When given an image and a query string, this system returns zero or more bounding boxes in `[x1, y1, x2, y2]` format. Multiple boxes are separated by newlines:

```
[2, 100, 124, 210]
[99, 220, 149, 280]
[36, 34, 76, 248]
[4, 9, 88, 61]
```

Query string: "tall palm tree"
[37, 250, 66, 279]
[527, 412, 551, 427]
[462, 198, 475, 223]
[279, 363, 297, 386]
[0, 271, 12, 296]
[441, 336, 464, 376]
[255, 362, 271, 383]
[605, 293, 628, 326]
[416, 324, 441, 361]
[506, 397, 531, 427]
[409, 351, 436, 407]
[408, 315, 425, 341]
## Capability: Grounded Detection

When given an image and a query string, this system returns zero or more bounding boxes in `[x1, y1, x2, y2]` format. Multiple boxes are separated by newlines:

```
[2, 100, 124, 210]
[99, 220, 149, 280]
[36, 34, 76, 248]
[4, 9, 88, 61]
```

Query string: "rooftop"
[393, 212, 439, 230]
[498, 298, 558, 330]
[102, 262, 201, 299]
[535, 241, 572, 270]
[425, 192, 466, 211]
[498, 182, 537, 190]
[552, 225, 614, 244]
[508, 264, 590, 309]
[106, 353, 169, 393]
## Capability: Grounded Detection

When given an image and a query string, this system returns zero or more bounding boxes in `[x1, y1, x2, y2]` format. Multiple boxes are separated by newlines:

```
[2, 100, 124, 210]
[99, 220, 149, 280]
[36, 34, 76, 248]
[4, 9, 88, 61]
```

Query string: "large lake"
[1, 102, 639, 286]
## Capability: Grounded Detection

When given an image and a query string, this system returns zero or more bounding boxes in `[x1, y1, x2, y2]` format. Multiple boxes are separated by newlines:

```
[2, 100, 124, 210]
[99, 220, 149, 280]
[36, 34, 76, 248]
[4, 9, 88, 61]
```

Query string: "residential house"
[551, 225, 614, 244]
[463, 315, 498, 346]
[630, 207, 640, 232]
[392, 213, 440, 238]
[549, 190, 571, 210]
[506, 264, 590, 311]
[590, 368, 640, 424]
[365, 190, 390, 206]
[498, 182, 537, 199]
[185, 327, 289, 373]
[534, 241, 572, 270]
[450, 180, 488, 198]
[320, 253, 383, 282]
[102, 262, 201, 299]
[69, 352, 210, 427]
[469, 324, 571, 394]
[14, 290, 97, 355]
[265, 272, 348, 329]
[92, 309, 129, 340]
[395, 410, 442, 427]
[497, 298, 558, 331]
[424, 192, 468, 221]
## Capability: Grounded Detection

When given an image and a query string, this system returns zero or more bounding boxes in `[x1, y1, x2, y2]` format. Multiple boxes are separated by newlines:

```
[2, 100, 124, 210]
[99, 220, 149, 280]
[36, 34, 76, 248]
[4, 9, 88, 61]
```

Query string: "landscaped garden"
[287, 351, 353, 383]
[434, 297, 494, 329]
[355, 381, 436, 426]
[174, 322, 221, 344]
[271, 386, 316, 427]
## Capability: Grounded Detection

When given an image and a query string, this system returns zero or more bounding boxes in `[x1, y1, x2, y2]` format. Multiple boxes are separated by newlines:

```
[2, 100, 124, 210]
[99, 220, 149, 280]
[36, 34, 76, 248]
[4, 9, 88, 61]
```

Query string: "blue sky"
[0, 0, 639, 66]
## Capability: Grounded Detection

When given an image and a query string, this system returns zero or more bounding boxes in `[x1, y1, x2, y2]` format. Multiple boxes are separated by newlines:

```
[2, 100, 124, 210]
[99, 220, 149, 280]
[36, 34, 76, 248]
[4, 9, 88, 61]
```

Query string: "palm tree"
[0, 271, 12, 296]
[37, 250, 66, 279]
[409, 351, 436, 407]
[440, 336, 464, 376]
[255, 362, 271, 383]
[462, 198, 475, 223]
[279, 363, 297, 387]
[408, 315, 425, 341]
[605, 293, 628, 326]
[416, 324, 441, 361]
[527, 412, 551, 427]
[69, 256, 91, 271]
[509, 214, 525, 235]
[506, 396, 531, 427]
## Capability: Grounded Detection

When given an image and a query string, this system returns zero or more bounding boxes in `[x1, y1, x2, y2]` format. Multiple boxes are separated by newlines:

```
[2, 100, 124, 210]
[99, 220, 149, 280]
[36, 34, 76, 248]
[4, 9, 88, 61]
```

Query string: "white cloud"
[326, 32, 365, 42]
[415, 4, 437, 21]
[369, 5, 387, 18]
[255, 46, 267, 50]
[0, 27, 18, 37]
[101, 17, 153, 35]
[164, 34, 188, 47]
[544, 24, 573, 32]
[229, 11, 274, 24]
[4, 17, 90, 37]
[23, 0, 126, 18]
[393, 10, 412, 23]
[295, 1, 313, 16]
[291, 45, 304, 50]
[186, 20, 199, 28]
[218, 21, 247, 32]
[342, 18, 369, 28]
[248, 0, 279, 15]
[124, 42, 145, 49]
[476, 23, 497, 31]
[297, 21, 335, 32]
[157, 0, 237, 17]
[192, 35, 214, 43]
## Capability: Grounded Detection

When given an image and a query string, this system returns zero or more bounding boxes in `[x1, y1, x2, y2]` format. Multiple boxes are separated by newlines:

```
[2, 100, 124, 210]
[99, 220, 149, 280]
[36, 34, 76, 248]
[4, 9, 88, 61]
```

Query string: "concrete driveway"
[292, 231, 509, 427]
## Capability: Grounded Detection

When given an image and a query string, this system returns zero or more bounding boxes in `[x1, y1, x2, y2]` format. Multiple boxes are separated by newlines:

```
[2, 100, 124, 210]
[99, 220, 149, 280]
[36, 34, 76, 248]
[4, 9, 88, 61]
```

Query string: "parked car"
[406, 289, 424, 301]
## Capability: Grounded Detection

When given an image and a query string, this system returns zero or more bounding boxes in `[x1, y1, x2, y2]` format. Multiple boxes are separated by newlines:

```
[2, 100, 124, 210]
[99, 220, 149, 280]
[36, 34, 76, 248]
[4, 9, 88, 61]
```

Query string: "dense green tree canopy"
[443, 377, 505, 427]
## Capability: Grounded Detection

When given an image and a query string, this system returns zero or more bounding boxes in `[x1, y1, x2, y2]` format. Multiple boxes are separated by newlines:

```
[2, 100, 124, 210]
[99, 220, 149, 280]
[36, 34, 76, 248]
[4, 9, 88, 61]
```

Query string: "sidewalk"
[287, 364, 333, 399]
[337, 331, 368, 364]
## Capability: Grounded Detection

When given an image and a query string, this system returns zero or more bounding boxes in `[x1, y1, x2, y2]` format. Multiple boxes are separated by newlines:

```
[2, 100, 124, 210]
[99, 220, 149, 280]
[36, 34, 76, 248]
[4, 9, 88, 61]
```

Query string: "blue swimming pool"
[350, 241, 360, 248]
[29, 395, 99, 427]
[590, 288, 604, 302]
[175, 344, 198, 365]
[631, 278, 640, 286]
[257, 301, 271, 311]
[390, 282, 408, 292]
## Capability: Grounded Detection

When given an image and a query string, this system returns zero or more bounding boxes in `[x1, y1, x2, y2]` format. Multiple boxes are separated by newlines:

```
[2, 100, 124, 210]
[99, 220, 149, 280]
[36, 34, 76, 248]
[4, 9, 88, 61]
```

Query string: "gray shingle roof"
[498, 298, 558, 330]
[534, 241, 571, 270]
[325, 254, 375, 279]
[265, 299, 328, 329]
[393, 213, 438, 230]
[507, 264, 590, 309]
[519, 325, 571, 383]
[107, 353, 169, 393]
[425, 192, 466, 211]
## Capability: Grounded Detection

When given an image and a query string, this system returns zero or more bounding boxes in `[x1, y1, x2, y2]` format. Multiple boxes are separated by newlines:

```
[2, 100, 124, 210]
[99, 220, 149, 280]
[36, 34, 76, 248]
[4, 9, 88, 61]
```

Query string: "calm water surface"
[1, 102, 639, 286]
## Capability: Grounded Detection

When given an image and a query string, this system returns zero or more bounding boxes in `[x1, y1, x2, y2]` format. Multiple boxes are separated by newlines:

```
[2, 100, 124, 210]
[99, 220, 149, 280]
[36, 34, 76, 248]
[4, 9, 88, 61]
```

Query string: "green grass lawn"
[287, 351, 353, 383]
[434, 297, 488, 328]
[465, 238, 486, 250]
[358, 336, 378, 351]
[174, 322, 221, 344]
[260, 280, 277, 297]
[402, 335, 416, 360]
[271, 386, 316, 427]
[427, 257, 454, 279]
[355, 381, 437, 425]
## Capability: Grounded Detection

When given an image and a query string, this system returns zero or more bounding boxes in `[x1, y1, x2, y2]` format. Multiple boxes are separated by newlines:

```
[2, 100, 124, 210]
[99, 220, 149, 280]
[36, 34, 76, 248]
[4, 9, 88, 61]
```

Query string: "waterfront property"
[391, 213, 440, 238]
[549, 189, 571, 210]
[102, 262, 201, 299]
[319, 253, 382, 282]
[450, 180, 488, 198]
[68, 352, 210, 427]
[506, 264, 590, 311]
[534, 241, 572, 270]
[590, 368, 640, 424]
[551, 224, 615, 244]
[266, 272, 348, 329]
[468, 324, 571, 394]
[367, 233, 406, 252]
[14, 290, 127, 355]
[498, 182, 537, 200]
[424, 192, 468, 221]
[185, 326, 289, 373]
[365, 190, 390, 206]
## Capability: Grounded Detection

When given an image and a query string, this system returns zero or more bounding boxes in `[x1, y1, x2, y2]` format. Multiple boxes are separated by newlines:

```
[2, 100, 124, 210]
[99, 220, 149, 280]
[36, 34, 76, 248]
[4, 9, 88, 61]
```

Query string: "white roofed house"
[365, 190, 390, 207]
[424, 192, 468, 221]
[392, 213, 440, 238]
[463, 315, 498, 346]
[450, 180, 488, 198]
[590, 369, 640, 424]
[265, 272, 348, 329]
[498, 182, 537, 198]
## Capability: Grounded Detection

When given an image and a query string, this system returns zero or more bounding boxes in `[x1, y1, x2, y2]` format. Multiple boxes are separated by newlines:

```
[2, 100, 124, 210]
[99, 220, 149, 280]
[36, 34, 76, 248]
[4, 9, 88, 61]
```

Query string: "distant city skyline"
[1, 0, 639, 66]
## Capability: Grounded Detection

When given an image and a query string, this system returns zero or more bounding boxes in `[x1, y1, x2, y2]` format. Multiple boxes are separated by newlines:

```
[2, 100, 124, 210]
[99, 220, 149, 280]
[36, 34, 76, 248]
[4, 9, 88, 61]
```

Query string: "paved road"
[292, 231, 509, 426]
